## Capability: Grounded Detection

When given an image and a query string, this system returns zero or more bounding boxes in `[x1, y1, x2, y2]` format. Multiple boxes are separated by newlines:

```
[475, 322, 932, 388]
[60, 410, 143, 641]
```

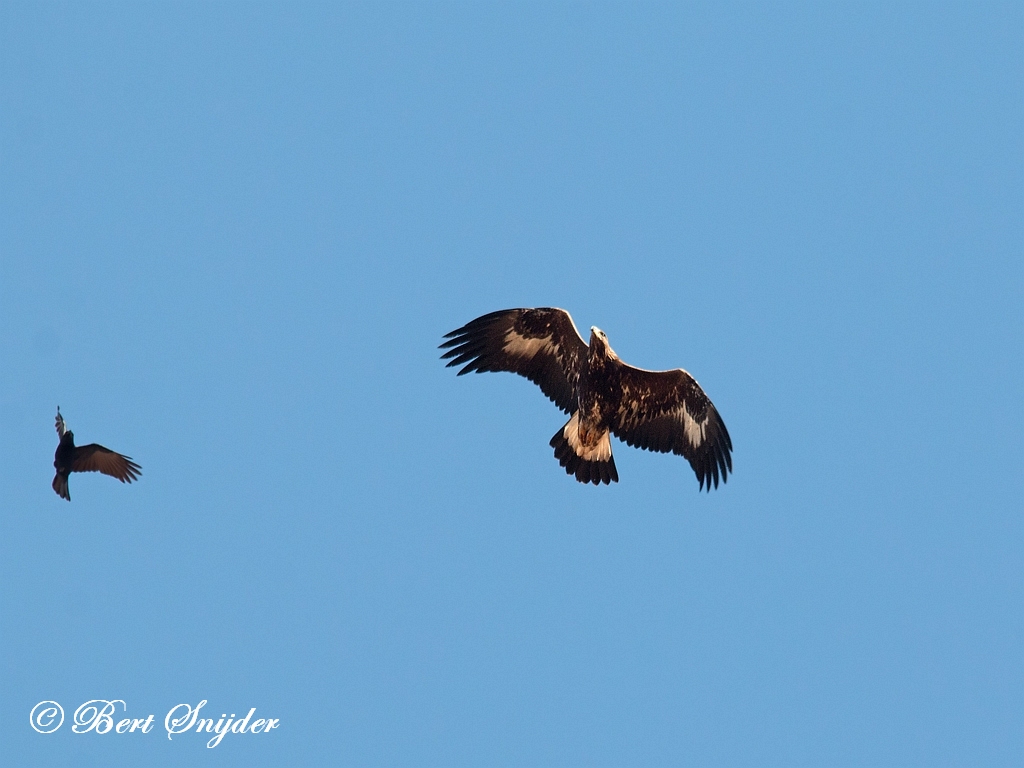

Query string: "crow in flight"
[52, 407, 141, 501]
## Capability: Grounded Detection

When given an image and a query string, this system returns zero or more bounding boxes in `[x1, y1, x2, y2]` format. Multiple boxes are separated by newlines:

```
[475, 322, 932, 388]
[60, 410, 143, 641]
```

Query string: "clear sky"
[1, 3, 1021, 766]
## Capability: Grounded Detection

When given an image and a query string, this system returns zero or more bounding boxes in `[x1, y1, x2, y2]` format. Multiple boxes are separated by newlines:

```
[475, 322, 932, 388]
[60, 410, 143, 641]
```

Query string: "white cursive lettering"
[30, 701, 65, 734]
[73, 700, 126, 734]
[164, 699, 206, 740]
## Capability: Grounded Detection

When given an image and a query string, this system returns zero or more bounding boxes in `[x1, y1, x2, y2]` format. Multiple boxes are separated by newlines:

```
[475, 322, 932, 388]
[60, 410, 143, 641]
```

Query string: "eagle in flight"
[441, 308, 733, 489]
[52, 407, 142, 501]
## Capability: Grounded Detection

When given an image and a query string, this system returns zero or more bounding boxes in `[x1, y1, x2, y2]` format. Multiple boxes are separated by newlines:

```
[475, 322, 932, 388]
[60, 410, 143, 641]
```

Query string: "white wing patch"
[503, 330, 556, 360]
[563, 412, 613, 463]
[616, 397, 706, 448]
[680, 401, 706, 447]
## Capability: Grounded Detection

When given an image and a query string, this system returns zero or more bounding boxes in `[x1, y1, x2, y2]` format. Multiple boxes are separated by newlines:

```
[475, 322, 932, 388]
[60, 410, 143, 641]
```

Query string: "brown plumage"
[441, 308, 733, 489]
[52, 407, 141, 501]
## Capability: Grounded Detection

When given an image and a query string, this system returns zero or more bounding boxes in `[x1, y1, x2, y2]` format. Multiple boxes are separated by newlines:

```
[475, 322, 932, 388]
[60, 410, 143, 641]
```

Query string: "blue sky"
[1, 3, 1021, 766]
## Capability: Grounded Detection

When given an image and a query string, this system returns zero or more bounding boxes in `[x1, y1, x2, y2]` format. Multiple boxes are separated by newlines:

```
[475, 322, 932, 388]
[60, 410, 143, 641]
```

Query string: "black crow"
[52, 407, 141, 501]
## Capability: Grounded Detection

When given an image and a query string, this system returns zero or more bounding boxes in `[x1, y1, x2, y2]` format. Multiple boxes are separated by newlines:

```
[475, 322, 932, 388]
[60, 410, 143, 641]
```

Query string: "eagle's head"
[589, 327, 618, 360]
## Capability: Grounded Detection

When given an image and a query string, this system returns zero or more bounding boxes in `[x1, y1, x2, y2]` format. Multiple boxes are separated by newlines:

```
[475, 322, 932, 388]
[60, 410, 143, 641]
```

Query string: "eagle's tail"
[550, 413, 618, 485]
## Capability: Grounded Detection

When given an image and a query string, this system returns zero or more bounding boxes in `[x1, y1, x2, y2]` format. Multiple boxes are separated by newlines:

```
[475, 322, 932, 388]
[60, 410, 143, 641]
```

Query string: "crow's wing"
[71, 445, 142, 483]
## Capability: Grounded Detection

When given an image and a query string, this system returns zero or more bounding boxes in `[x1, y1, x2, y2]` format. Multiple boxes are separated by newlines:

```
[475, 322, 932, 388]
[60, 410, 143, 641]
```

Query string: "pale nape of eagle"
[52, 407, 142, 501]
[440, 308, 733, 489]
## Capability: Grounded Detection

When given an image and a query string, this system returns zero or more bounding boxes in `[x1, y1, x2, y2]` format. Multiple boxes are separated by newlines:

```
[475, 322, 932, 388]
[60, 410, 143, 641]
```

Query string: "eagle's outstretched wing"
[71, 445, 142, 484]
[440, 308, 588, 414]
[55, 407, 67, 437]
[610, 363, 732, 491]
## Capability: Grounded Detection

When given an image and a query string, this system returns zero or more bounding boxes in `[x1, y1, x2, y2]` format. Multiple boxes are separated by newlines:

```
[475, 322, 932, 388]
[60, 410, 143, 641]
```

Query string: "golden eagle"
[441, 308, 732, 488]
[52, 407, 141, 501]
